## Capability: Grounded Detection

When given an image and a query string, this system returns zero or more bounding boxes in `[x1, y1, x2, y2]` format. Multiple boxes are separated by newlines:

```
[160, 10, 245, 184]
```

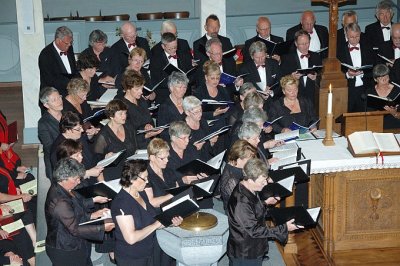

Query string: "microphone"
[361, 93, 368, 131]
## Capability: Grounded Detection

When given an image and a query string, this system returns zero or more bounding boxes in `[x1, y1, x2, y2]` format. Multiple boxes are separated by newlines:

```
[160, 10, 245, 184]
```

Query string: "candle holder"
[322, 113, 335, 146]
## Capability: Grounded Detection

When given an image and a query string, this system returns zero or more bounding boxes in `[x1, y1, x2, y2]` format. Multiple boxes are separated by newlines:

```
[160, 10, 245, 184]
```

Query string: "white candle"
[327, 84, 333, 114]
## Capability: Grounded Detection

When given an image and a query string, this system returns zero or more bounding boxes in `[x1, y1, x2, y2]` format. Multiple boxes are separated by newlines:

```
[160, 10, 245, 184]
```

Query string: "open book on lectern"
[347, 131, 400, 156]
[269, 206, 321, 229]
[259, 175, 295, 201]
[165, 175, 220, 198]
[155, 187, 200, 227]
[176, 150, 226, 176]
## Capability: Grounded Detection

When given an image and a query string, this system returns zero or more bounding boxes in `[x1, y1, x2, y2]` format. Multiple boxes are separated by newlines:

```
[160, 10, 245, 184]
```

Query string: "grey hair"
[205, 38, 222, 53]
[55, 26, 73, 40]
[376, 0, 394, 17]
[183, 96, 201, 112]
[169, 121, 191, 139]
[239, 82, 256, 96]
[89, 29, 108, 46]
[342, 10, 358, 24]
[345, 22, 361, 34]
[373, 64, 390, 79]
[249, 41, 267, 58]
[161, 32, 177, 45]
[168, 71, 189, 89]
[243, 158, 269, 181]
[39, 87, 59, 104]
[161, 20, 177, 34]
[53, 158, 85, 183]
[238, 121, 261, 140]
[242, 107, 267, 124]
[243, 91, 264, 110]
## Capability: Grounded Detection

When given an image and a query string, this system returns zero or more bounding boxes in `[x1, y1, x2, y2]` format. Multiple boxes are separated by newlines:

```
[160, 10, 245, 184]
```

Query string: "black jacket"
[227, 183, 288, 259]
[193, 34, 234, 66]
[365, 21, 392, 49]
[38, 42, 77, 97]
[45, 183, 104, 251]
[242, 34, 284, 63]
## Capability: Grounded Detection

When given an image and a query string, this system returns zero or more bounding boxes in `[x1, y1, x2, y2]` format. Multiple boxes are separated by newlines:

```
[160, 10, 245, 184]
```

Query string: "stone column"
[15, 0, 45, 143]
[199, 0, 227, 36]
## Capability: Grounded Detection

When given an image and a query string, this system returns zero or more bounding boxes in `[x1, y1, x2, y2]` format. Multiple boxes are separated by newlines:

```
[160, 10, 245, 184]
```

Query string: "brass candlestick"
[322, 113, 335, 146]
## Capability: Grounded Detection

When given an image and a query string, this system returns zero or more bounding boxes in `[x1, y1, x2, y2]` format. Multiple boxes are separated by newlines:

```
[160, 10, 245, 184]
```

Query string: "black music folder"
[201, 99, 234, 112]
[143, 78, 166, 96]
[74, 179, 121, 199]
[296, 65, 323, 75]
[259, 175, 294, 201]
[367, 92, 400, 109]
[269, 166, 310, 184]
[176, 150, 226, 176]
[163, 62, 196, 76]
[155, 187, 199, 226]
[269, 206, 321, 229]
[165, 175, 219, 198]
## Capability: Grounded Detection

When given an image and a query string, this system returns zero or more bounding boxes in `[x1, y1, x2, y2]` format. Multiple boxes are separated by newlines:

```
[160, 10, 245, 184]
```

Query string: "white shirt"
[53, 42, 71, 74]
[165, 51, 178, 68]
[256, 63, 267, 90]
[257, 34, 271, 41]
[381, 23, 391, 42]
[297, 49, 309, 85]
[348, 44, 363, 87]
[309, 28, 322, 52]
[395, 47, 400, 60]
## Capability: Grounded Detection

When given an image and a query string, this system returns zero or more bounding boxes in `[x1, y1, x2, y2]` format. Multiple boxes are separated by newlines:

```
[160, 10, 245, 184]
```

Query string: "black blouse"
[157, 96, 186, 140]
[268, 96, 319, 133]
[194, 84, 231, 122]
[94, 124, 137, 181]
[62, 98, 93, 124]
[220, 163, 243, 210]
[147, 165, 179, 198]
[187, 118, 215, 160]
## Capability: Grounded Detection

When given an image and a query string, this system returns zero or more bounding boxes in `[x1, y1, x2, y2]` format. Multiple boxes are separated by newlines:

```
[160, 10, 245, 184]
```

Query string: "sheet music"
[307, 207, 321, 222]
[277, 175, 295, 192]
[206, 150, 226, 169]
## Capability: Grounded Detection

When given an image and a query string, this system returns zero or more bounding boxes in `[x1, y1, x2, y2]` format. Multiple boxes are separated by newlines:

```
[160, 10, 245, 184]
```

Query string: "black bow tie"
[256, 65, 265, 69]
[381, 26, 390, 30]
[60, 51, 67, 56]
[300, 54, 310, 59]
[128, 42, 136, 48]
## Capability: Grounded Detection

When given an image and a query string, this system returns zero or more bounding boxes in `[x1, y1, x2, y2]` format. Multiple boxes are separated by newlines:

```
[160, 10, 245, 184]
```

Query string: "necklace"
[133, 192, 140, 198]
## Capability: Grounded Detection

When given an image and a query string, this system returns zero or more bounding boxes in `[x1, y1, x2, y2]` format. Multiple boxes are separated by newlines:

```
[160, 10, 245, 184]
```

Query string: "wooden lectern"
[339, 110, 389, 136]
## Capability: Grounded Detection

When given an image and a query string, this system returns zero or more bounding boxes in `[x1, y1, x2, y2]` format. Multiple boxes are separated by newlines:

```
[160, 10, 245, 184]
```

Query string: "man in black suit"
[195, 38, 243, 100]
[390, 58, 400, 84]
[149, 32, 193, 104]
[337, 11, 358, 58]
[193, 14, 234, 66]
[108, 22, 151, 76]
[239, 41, 281, 111]
[337, 23, 375, 113]
[377, 23, 400, 65]
[38, 26, 77, 98]
[286, 11, 329, 59]
[280, 30, 322, 106]
[365, 0, 394, 50]
[242, 16, 284, 63]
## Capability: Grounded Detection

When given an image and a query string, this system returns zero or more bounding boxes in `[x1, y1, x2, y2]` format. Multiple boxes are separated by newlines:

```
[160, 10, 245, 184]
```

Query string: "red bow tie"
[256, 65, 265, 69]
[393, 45, 400, 50]
[349, 46, 359, 52]
[60, 51, 67, 56]
[128, 42, 136, 48]
[300, 54, 310, 59]
[381, 26, 390, 30]
[168, 54, 178, 59]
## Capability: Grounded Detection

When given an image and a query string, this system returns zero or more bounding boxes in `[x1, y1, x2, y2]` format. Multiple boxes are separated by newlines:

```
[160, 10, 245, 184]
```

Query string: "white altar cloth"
[296, 137, 400, 174]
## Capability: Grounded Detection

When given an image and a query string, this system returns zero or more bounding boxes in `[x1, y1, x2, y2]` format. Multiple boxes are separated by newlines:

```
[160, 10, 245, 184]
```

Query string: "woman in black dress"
[94, 99, 137, 181]
[76, 52, 104, 101]
[110, 160, 182, 266]
[119, 70, 162, 149]
[145, 138, 178, 208]
[367, 64, 400, 129]
[268, 75, 319, 133]
[157, 71, 189, 139]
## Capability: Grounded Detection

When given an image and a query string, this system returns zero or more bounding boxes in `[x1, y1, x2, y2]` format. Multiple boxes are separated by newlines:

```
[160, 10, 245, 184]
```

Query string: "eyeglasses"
[61, 39, 73, 46]
[177, 135, 192, 141]
[71, 126, 83, 132]
[156, 155, 169, 161]
[138, 175, 148, 182]
[129, 58, 144, 64]
[190, 109, 202, 115]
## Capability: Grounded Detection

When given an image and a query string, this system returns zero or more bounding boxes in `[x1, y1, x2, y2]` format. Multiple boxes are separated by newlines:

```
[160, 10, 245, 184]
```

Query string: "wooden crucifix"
[311, 0, 353, 136]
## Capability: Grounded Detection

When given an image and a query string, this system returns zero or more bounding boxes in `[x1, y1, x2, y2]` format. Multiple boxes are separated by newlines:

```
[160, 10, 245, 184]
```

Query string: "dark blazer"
[337, 39, 375, 89]
[280, 51, 322, 105]
[193, 34, 234, 65]
[336, 28, 347, 58]
[242, 34, 284, 62]
[286, 24, 329, 59]
[38, 111, 60, 179]
[45, 183, 104, 252]
[377, 40, 398, 63]
[268, 96, 319, 133]
[238, 58, 282, 99]
[38, 42, 77, 97]
[227, 183, 288, 259]
[108, 37, 151, 76]
[391, 58, 400, 84]
[150, 41, 193, 104]
[365, 21, 392, 49]
[79, 46, 112, 77]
